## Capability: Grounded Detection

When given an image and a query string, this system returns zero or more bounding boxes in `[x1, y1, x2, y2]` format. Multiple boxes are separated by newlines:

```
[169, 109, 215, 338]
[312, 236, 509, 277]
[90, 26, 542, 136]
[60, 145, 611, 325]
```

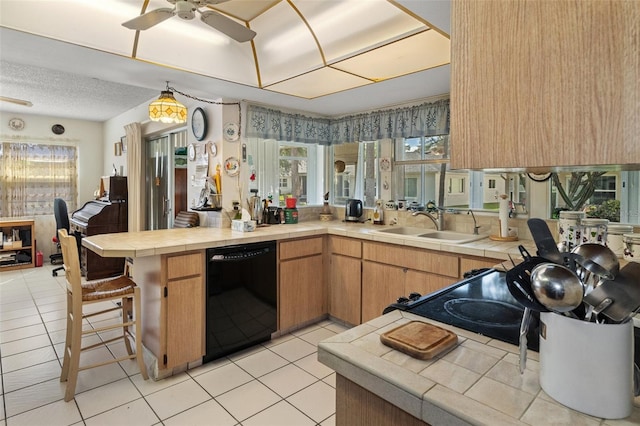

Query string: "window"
[0, 142, 78, 217]
[332, 141, 378, 207]
[247, 139, 323, 207]
[488, 179, 496, 189]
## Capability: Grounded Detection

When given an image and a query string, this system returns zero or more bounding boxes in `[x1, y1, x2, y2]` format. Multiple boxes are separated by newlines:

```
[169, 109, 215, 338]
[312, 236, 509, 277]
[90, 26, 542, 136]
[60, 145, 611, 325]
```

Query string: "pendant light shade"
[149, 86, 187, 124]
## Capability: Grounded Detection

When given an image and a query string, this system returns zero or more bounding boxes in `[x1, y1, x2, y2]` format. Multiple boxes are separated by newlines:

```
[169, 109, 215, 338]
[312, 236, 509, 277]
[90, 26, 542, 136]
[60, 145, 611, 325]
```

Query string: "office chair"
[52, 198, 80, 277]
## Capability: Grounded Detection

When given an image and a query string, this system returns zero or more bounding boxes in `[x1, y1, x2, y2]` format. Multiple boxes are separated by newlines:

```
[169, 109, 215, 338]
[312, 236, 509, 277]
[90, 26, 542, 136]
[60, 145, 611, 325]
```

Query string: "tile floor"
[0, 264, 348, 426]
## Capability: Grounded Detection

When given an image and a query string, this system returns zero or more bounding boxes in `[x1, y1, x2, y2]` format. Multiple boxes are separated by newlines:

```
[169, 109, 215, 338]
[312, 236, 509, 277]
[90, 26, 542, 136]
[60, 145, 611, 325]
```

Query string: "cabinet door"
[280, 254, 324, 330]
[404, 270, 455, 299]
[451, 0, 640, 169]
[329, 254, 362, 325]
[361, 261, 404, 323]
[166, 275, 204, 369]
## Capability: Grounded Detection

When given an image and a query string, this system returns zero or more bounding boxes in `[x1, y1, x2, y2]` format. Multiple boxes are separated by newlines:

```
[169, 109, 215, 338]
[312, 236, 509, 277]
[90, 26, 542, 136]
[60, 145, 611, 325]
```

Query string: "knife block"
[539, 312, 633, 419]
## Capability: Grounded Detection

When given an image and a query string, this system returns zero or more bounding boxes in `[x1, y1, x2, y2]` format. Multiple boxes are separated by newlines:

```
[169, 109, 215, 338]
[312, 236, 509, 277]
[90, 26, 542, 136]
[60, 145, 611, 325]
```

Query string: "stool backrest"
[58, 228, 82, 296]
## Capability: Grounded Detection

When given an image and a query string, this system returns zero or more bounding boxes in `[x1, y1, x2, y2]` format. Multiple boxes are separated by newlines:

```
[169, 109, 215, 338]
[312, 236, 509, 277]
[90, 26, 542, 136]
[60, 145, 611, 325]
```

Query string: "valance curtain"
[245, 99, 449, 145]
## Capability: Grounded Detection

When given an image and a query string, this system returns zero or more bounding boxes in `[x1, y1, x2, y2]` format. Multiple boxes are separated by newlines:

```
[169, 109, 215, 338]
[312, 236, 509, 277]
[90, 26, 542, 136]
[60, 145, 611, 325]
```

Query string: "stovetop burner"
[443, 298, 523, 327]
[386, 269, 540, 350]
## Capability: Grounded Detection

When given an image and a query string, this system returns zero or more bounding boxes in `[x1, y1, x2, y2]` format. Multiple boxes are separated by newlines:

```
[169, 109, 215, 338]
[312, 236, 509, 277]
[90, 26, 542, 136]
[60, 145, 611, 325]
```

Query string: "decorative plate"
[527, 172, 552, 182]
[8, 117, 25, 131]
[379, 157, 391, 171]
[224, 156, 240, 176]
[51, 124, 65, 135]
[223, 122, 239, 142]
[191, 107, 207, 141]
[188, 144, 197, 161]
[208, 141, 217, 157]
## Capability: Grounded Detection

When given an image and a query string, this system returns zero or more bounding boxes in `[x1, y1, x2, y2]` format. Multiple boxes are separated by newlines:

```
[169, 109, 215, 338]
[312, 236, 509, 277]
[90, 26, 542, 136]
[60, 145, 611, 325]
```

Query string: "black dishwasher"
[204, 241, 277, 363]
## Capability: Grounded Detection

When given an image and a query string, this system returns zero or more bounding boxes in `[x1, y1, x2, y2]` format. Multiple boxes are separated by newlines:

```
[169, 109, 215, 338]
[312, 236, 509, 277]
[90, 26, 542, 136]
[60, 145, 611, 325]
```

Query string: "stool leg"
[122, 296, 133, 355]
[60, 291, 73, 382]
[133, 287, 149, 380]
[64, 298, 83, 402]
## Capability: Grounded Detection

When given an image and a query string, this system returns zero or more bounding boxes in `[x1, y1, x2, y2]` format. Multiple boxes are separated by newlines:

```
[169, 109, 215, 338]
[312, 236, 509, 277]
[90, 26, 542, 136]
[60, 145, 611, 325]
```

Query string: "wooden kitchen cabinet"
[0, 219, 35, 271]
[450, 0, 640, 170]
[328, 236, 362, 325]
[133, 250, 205, 374]
[361, 241, 459, 322]
[279, 237, 325, 331]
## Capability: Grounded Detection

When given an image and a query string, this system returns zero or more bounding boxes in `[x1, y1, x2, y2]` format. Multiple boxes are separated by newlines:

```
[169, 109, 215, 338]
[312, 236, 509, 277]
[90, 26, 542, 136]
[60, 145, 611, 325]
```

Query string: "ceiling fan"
[122, 0, 256, 43]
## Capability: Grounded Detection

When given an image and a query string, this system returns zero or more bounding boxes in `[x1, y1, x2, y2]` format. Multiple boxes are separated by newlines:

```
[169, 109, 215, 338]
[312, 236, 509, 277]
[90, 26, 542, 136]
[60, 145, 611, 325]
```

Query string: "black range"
[384, 268, 540, 351]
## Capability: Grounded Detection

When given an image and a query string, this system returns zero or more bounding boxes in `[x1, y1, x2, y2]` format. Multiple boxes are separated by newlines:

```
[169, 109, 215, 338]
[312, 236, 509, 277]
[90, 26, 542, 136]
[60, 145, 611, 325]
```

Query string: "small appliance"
[345, 199, 363, 222]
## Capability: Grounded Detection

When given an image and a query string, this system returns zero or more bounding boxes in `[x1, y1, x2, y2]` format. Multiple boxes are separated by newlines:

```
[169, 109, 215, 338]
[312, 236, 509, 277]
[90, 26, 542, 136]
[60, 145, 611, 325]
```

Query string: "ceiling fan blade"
[200, 10, 256, 43]
[0, 96, 33, 107]
[122, 8, 175, 30]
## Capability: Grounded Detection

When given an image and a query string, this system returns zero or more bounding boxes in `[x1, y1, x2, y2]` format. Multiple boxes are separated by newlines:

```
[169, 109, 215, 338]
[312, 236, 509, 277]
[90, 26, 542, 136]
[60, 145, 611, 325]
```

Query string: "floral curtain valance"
[246, 99, 449, 145]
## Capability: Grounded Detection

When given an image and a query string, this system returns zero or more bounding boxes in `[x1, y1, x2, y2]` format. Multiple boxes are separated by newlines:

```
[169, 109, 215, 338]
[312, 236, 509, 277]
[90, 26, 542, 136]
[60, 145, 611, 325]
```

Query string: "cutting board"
[380, 321, 458, 360]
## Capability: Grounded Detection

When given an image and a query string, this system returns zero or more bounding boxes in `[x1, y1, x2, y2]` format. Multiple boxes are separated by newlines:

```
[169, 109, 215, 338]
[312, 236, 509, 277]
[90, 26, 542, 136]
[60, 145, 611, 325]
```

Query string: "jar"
[558, 211, 585, 251]
[284, 208, 298, 224]
[606, 224, 633, 258]
[580, 218, 608, 245]
[623, 233, 640, 262]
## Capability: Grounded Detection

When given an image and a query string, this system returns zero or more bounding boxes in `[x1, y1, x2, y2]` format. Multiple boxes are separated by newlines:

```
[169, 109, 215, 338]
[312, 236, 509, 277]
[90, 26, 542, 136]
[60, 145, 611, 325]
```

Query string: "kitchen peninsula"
[83, 222, 640, 423]
[82, 221, 526, 378]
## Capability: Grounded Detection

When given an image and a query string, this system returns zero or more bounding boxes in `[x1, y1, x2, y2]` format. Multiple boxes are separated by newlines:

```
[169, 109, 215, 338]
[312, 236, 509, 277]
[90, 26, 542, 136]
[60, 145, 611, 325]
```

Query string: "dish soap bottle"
[373, 199, 384, 225]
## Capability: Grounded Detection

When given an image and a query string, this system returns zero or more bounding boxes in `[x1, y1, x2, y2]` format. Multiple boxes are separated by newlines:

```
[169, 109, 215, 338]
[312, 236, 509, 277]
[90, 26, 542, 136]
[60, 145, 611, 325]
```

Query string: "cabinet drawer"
[329, 236, 361, 258]
[166, 251, 203, 280]
[362, 241, 459, 278]
[279, 237, 323, 260]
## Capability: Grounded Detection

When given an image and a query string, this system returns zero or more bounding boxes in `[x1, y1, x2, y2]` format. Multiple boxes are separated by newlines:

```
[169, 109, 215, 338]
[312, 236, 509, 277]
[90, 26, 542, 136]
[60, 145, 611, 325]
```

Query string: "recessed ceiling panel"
[208, 0, 280, 22]
[265, 68, 371, 99]
[134, 15, 259, 86]
[252, 1, 325, 86]
[294, 0, 427, 62]
[333, 31, 450, 81]
[0, 0, 138, 57]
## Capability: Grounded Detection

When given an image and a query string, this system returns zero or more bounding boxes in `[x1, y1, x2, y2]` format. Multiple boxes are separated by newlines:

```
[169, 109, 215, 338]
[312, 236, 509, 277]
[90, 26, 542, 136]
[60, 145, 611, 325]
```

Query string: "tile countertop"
[317, 310, 640, 426]
[82, 220, 534, 260]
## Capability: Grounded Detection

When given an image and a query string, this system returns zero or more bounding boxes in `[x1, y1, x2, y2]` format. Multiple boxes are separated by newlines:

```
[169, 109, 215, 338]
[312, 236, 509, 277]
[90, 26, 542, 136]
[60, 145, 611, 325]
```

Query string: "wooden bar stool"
[57, 229, 149, 402]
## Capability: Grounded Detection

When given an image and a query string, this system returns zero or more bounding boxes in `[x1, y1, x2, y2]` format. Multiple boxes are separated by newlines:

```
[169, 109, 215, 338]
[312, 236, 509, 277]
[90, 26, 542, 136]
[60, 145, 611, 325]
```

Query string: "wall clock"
[191, 107, 207, 141]
[51, 124, 65, 135]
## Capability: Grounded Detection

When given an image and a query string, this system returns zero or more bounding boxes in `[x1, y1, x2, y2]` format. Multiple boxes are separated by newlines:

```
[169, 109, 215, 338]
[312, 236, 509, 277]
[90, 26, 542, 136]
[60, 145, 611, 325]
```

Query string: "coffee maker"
[345, 199, 363, 222]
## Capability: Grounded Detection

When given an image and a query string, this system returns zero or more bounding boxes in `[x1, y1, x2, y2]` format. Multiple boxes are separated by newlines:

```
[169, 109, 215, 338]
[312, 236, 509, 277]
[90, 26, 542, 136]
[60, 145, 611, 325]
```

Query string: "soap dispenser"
[373, 199, 384, 225]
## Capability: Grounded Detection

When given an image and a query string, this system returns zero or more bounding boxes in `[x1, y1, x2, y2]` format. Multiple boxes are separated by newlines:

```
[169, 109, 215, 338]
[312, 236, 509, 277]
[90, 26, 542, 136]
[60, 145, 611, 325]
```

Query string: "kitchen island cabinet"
[278, 236, 326, 331]
[451, 0, 640, 170]
[132, 250, 205, 378]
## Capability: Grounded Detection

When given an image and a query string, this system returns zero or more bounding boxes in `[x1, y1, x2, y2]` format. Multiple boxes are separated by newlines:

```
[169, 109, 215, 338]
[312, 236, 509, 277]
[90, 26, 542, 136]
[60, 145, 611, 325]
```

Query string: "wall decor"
[188, 143, 197, 161]
[223, 122, 239, 142]
[8, 117, 25, 131]
[51, 124, 65, 135]
[120, 136, 127, 153]
[114, 142, 122, 156]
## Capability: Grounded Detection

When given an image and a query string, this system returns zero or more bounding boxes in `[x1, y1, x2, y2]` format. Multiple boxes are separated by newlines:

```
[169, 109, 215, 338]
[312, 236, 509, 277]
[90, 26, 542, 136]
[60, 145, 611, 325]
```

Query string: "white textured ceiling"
[0, 0, 451, 122]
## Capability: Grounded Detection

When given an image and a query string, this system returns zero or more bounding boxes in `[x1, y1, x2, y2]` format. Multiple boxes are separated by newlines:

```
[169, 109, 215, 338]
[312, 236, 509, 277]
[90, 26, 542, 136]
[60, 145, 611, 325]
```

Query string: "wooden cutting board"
[380, 321, 458, 360]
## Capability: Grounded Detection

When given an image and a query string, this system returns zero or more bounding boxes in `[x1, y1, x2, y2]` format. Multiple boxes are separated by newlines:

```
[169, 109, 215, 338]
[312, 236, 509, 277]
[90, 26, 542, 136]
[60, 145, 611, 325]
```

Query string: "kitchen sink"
[373, 227, 487, 244]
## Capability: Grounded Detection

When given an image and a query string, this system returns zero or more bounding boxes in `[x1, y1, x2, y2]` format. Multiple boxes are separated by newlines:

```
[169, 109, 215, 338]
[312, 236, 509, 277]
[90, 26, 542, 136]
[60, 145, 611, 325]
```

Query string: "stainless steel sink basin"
[373, 227, 486, 244]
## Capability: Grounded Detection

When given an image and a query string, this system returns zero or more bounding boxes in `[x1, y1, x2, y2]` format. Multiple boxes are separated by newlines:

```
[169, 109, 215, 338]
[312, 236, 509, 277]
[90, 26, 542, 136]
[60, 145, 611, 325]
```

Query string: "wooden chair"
[57, 229, 148, 402]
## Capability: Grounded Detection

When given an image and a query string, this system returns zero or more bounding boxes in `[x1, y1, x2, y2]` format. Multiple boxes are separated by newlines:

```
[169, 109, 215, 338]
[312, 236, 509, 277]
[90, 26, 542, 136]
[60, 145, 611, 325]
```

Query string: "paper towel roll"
[499, 196, 509, 238]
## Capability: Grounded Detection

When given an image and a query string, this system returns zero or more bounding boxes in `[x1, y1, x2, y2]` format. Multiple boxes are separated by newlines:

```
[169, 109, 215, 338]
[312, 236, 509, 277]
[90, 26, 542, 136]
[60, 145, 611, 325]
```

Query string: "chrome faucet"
[411, 209, 443, 231]
[467, 209, 481, 235]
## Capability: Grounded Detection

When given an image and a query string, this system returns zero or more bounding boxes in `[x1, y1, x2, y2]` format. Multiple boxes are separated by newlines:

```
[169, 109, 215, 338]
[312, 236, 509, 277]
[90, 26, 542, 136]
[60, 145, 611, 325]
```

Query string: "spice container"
[580, 218, 608, 245]
[557, 211, 585, 251]
[623, 233, 640, 262]
[606, 224, 633, 258]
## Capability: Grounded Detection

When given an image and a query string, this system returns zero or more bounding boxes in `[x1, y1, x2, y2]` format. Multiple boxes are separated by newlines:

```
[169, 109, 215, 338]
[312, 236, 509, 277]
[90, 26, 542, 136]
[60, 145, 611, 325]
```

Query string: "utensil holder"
[539, 312, 633, 419]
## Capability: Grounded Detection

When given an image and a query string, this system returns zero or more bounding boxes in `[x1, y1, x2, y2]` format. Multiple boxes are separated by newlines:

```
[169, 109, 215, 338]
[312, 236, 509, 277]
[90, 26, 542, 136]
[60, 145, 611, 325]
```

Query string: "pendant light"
[148, 82, 187, 124]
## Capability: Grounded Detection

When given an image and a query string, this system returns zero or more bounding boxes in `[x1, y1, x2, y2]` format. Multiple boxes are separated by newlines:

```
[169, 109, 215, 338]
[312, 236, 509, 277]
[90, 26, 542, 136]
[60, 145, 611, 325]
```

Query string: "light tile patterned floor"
[0, 264, 346, 425]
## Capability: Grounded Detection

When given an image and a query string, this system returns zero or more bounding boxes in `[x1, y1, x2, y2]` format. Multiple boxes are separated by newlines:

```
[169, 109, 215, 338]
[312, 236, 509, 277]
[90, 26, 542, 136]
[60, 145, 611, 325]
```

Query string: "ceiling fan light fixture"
[148, 86, 187, 124]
